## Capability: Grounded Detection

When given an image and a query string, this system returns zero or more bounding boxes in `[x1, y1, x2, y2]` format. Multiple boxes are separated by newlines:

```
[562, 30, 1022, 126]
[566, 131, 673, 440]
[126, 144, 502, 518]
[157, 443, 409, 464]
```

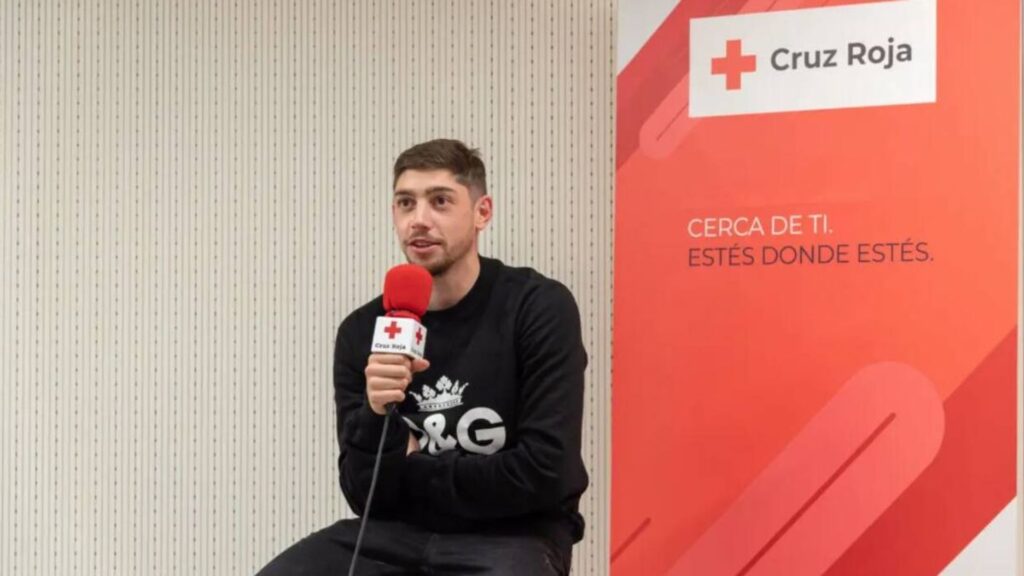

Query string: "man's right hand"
[365, 353, 430, 415]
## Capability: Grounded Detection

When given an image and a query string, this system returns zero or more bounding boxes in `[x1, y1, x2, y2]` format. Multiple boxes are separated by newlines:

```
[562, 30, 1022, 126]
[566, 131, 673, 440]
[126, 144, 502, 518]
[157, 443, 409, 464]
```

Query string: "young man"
[257, 139, 589, 575]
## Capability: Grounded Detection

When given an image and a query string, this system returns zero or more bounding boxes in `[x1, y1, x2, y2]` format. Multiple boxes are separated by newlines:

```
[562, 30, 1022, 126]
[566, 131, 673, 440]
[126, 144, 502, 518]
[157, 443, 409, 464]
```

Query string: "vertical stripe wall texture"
[0, 1, 615, 574]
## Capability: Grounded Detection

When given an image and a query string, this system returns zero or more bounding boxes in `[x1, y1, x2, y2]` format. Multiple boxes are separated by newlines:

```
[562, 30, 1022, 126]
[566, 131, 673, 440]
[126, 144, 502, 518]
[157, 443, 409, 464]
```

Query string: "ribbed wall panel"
[0, 1, 614, 574]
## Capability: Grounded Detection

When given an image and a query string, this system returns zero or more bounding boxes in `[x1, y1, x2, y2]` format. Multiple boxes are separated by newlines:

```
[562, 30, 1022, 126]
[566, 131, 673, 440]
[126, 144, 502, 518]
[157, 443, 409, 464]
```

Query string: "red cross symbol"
[712, 39, 757, 91]
[415, 328, 423, 345]
[383, 320, 402, 339]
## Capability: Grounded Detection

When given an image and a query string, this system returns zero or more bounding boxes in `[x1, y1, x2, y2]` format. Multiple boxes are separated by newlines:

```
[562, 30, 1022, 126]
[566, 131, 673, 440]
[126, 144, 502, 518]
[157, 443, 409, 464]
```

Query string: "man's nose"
[410, 203, 432, 228]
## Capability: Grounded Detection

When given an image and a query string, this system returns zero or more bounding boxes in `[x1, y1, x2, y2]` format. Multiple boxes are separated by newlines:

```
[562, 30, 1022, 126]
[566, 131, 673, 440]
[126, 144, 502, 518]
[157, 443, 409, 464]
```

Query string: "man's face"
[392, 169, 492, 276]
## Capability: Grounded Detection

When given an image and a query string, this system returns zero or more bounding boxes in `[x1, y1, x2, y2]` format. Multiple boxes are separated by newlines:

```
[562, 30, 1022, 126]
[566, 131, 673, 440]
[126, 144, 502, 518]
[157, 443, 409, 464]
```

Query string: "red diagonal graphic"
[668, 363, 945, 576]
[610, 517, 651, 563]
[618, 0, 893, 167]
[617, 0, 747, 167]
[736, 413, 895, 576]
[825, 329, 1018, 576]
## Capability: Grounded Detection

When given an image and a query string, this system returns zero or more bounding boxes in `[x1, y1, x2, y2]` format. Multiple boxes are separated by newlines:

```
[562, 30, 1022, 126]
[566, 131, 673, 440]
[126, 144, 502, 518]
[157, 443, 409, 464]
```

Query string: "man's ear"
[474, 195, 493, 232]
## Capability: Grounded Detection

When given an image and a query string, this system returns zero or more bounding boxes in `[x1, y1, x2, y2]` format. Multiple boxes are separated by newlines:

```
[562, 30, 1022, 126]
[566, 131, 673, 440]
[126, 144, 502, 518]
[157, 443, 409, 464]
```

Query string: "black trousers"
[255, 518, 573, 576]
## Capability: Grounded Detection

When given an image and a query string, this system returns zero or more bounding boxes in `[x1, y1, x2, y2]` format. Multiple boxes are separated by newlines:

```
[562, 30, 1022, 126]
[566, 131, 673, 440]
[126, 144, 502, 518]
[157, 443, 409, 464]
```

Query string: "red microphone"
[382, 264, 432, 320]
[371, 264, 432, 359]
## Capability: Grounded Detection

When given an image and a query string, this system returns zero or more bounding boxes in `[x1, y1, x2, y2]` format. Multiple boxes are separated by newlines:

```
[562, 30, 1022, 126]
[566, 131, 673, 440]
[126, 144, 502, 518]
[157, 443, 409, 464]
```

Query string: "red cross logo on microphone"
[415, 328, 423, 345]
[712, 39, 757, 91]
[384, 320, 402, 340]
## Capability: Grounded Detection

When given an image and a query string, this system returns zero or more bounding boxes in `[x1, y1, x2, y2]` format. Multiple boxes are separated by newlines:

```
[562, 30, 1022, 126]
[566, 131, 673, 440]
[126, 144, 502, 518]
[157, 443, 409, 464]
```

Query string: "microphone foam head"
[383, 264, 433, 320]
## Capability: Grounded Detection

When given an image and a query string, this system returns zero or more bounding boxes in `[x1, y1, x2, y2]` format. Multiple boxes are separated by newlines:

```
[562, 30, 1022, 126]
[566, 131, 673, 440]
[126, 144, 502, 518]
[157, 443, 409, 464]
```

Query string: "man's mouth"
[408, 238, 440, 249]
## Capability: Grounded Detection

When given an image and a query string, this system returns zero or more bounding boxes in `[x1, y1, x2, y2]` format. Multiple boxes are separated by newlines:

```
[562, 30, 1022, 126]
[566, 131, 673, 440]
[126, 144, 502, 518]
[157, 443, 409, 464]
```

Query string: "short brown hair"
[393, 139, 487, 198]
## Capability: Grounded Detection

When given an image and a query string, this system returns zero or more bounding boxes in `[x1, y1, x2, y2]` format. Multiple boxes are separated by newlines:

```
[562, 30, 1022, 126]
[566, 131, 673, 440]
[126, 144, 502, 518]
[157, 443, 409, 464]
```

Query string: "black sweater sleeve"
[334, 314, 411, 517]
[399, 281, 590, 521]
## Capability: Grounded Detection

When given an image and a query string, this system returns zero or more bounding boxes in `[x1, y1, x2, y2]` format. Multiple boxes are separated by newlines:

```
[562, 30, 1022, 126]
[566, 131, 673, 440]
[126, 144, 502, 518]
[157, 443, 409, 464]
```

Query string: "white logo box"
[689, 0, 936, 117]
[371, 316, 427, 359]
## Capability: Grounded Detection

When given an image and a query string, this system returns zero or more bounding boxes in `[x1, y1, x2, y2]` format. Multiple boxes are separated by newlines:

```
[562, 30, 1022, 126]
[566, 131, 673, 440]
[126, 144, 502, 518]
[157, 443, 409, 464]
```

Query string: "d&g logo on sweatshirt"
[403, 376, 506, 456]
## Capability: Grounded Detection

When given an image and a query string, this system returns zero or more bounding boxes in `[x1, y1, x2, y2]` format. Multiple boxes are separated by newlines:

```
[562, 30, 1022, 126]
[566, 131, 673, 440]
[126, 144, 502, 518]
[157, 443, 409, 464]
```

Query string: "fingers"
[365, 354, 428, 415]
[369, 353, 413, 366]
[366, 354, 412, 381]
[367, 389, 405, 415]
[367, 366, 408, 414]
[367, 363, 413, 380]
[366, 375, 409, 392]
[366, 354, 429, 380]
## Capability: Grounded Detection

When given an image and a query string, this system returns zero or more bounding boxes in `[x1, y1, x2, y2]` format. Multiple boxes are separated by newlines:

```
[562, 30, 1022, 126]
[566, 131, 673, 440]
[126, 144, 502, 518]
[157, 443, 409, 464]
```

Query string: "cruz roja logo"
[770, 36, 913, 71]
[711, 36, 914, 91]
[712, 39, 757, 90]
[693, 1, 933, 116]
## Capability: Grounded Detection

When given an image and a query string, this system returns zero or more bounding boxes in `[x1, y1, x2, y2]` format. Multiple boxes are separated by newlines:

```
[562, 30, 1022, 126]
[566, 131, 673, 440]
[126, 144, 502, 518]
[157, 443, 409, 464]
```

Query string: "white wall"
[0, 1, 614, 573]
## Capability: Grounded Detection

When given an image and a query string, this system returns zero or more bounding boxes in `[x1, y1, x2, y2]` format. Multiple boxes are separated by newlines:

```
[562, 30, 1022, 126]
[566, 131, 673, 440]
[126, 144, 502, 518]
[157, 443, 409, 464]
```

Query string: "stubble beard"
[406, 235, 474, 278]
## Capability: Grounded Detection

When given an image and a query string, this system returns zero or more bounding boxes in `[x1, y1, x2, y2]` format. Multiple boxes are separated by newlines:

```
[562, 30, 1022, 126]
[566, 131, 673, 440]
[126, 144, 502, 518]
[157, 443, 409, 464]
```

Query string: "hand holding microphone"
[365, 264, 433, 416]
[365, 355, 429, 415]
[349, 264, 434, 576]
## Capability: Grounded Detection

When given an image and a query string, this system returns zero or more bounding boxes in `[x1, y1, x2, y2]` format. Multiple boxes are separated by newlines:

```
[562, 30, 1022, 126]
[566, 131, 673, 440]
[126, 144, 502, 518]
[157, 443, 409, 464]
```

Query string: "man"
[257, 139, 589, 575]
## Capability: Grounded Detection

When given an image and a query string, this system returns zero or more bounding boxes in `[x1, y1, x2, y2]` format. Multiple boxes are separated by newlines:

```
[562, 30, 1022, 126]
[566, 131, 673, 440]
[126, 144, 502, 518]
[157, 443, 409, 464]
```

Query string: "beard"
[409, 248, 455, 276]
[405, 234, 474, 277]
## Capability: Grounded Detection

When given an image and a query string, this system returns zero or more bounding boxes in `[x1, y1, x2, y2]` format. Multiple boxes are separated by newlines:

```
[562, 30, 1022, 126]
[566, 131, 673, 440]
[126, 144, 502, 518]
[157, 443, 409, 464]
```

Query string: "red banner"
[613, 1, 1020, 574]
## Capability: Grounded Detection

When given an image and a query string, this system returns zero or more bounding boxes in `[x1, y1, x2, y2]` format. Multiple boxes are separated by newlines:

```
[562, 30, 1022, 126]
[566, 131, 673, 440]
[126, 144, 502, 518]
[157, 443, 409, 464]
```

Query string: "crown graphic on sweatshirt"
[410, 376, 470, 413]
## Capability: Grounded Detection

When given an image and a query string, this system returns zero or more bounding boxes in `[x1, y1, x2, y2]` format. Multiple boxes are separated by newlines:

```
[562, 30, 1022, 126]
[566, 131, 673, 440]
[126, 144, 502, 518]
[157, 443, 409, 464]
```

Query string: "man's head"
[392, 139, 493, 276]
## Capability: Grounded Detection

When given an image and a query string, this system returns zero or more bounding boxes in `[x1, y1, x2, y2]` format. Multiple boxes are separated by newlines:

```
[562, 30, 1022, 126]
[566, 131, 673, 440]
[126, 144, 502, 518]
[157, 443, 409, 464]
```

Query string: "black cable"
[346, 405, 394, 576]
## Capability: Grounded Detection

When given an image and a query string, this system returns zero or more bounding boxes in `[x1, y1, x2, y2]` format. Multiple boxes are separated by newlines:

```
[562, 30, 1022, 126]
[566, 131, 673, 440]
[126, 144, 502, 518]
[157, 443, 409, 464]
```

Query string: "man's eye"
[434, 197, 449, 207]
[396, 198, 413, 208]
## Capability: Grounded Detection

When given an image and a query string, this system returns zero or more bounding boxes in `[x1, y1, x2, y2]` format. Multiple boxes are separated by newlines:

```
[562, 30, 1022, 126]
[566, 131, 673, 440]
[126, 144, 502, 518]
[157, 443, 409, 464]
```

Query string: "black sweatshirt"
[334, 255, 589, 547]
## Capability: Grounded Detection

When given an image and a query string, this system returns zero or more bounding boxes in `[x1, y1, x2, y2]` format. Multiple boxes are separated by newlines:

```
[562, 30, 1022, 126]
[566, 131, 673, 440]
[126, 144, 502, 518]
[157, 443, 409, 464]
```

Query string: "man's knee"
[433, 533, 571, 576]
[255, 528, 350, 576]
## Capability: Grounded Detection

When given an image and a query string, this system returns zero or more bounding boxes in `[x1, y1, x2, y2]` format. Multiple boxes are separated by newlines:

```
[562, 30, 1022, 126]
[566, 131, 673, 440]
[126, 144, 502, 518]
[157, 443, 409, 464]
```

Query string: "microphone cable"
[346, 405, 395, 576]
